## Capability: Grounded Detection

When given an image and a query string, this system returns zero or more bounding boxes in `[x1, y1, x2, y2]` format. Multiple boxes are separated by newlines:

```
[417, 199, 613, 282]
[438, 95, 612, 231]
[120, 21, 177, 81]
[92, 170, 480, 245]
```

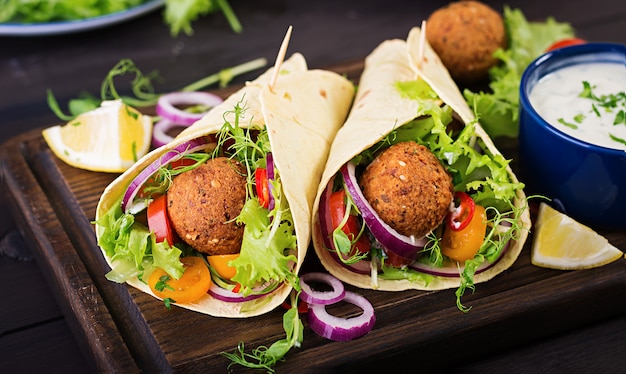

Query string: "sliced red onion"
[317, 178, 373, 274]
[152, 118, 184, 148]
[121, 137, 211, 213]
[266, 152, 276, 211]
[317, 178, 335, 249]
[156, 91, 223, 126]
[341, 162, 426, 259]
[300, 272, 346, 305]
[207, 282, 266, 303]
[307, 290, 375, 341]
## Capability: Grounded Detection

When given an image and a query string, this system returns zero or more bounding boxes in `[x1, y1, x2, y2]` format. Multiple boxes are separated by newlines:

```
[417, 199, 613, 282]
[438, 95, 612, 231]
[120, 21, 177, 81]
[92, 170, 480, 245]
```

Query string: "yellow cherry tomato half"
[148, 256, 211, 304]
[207, 253, 240, 280]
[441, 204, 487, 262]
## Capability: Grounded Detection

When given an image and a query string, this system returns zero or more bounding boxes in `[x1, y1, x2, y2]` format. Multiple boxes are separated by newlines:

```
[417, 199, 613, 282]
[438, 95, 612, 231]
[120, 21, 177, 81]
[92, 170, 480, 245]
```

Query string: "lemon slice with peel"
[531, 203, 624, 270]
[43, 100, 152, 173]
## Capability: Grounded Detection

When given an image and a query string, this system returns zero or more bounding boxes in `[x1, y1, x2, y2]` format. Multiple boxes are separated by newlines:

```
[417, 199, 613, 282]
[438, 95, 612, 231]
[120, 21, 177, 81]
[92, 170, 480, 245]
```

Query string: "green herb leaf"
[558, 118, 578, 129]
[613, 110, 625, 126]
[609, 133, 626, 146]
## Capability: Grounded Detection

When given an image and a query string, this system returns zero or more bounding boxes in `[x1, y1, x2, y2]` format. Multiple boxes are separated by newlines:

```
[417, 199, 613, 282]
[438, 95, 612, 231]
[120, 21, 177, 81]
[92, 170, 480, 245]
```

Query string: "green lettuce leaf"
[164, 0, 241, 36]
[95, 196, 185, 283]
[0, 0, 144, 23]
[230, 195, 298, 296]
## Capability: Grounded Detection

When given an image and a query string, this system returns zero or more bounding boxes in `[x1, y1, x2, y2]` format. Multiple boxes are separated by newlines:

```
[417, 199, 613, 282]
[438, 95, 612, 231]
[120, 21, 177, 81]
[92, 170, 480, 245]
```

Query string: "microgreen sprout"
[222, 291, 304, 373]
[47, 57, 267, 121]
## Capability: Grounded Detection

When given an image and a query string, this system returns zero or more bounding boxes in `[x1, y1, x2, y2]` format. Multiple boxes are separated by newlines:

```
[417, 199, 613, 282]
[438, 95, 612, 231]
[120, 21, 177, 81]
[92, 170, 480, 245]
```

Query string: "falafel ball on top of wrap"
[95, 53, 355, 318]
[312, 27, 531, 310]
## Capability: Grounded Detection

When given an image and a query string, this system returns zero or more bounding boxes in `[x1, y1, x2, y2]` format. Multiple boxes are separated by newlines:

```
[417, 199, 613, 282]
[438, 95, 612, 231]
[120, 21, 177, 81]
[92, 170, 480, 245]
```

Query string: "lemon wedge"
[531, 202, 624, 270]
[42, 100, 152, 173]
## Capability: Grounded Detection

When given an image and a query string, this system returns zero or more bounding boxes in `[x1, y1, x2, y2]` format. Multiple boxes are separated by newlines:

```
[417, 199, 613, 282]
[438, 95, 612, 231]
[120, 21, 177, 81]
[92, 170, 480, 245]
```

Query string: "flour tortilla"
[312, 27, 531, 291]
[96, 53, 355, 317]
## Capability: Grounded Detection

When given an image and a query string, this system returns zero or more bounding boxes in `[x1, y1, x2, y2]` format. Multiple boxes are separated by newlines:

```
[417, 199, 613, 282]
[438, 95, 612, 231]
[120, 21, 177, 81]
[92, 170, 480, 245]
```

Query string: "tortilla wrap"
[312, 27, 531, 291]
[96, 53, 355, 317]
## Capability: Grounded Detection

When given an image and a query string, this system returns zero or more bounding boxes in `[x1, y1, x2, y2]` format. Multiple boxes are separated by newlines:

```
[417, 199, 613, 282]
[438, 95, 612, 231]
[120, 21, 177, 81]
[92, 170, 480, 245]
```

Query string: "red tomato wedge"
[255, 167, 270, 208]
[147, 194, 175, 245]
[546, 38, 586, 52]
[207, 253, 239, 280]
[329, 190, 370, 255]
[441, 204, 487, 262]
[148, 256, 212, 304]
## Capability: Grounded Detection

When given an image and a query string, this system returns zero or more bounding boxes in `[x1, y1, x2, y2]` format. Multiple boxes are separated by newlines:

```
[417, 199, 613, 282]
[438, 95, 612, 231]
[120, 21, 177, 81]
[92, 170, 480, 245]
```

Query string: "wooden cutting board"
[2, 60, 624, 372]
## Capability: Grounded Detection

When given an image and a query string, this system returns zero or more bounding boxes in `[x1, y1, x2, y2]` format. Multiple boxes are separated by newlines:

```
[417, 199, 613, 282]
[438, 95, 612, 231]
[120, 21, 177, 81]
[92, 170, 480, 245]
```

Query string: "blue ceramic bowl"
[519, 43, 626, 230]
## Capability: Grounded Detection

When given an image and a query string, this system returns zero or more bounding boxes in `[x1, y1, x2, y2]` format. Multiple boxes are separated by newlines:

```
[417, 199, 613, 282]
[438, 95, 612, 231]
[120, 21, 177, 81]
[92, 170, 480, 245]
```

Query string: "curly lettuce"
[96, 196, 185, 283]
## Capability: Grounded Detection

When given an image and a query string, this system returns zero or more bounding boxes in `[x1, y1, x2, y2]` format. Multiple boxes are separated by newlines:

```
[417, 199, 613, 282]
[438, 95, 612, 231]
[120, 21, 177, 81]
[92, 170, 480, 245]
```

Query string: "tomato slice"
[546, 38, 586, 52]
[207, 253, 239, 280]
[147, 194, 175, 245]
[441, 204, 487, 262]
[447, 192, 476, 231]
[255, 167, 270, 209]
[148, 256, 212, 304]
[329, 190, 370, 255]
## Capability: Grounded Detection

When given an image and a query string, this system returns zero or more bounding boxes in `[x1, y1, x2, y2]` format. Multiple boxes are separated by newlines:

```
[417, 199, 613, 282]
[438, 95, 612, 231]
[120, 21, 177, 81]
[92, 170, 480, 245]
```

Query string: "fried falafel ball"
[359, 141, 453, 238]
[426, 1, 506, 83]
[167, 157, 247, 256]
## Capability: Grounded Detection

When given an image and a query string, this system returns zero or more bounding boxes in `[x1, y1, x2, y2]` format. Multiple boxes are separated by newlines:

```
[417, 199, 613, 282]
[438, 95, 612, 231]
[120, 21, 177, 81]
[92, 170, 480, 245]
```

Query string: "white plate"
[0, 0, 164, 36]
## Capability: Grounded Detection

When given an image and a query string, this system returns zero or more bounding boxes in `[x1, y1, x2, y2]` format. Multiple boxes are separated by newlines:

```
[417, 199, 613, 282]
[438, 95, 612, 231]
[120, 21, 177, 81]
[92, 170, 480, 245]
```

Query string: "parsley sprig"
[558, 81, 626, 146]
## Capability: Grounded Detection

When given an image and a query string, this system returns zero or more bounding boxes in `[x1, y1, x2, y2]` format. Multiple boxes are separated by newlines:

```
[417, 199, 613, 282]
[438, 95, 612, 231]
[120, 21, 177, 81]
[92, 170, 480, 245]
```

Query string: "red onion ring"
[307, 290, 376, 341]
[341, 162, 426, 259]
[300, 272, 346, 305]
[156, 91, 223, 126]
[152, 118, 185, 148]
[121, 137, 211, 213]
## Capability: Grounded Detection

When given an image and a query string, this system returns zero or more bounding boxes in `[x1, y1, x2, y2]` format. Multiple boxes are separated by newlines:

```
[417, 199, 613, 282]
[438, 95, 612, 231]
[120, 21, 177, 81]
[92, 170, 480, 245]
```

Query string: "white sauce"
[529, 62, 626, 150]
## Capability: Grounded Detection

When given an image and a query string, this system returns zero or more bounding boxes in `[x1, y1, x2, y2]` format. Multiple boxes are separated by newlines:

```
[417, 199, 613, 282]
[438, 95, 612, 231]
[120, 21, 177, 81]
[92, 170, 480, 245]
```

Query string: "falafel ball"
[359, 141, 453, 238]
[167, 157, 247, 256]
[426, 1, 506, 83]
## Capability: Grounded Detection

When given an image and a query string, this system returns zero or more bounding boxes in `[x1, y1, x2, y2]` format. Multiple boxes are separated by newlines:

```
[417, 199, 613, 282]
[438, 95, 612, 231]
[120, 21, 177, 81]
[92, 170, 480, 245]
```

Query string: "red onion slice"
[266, 152, 276, 211]
[207, 282, 266, 303]
[156, 91, 223, 126]
[317, 178, 335, 249]
[307, 291, 376, 341]
[121, 137, 211, 213]
[341, 162, 426, 259]
[300, 272, 346, 305]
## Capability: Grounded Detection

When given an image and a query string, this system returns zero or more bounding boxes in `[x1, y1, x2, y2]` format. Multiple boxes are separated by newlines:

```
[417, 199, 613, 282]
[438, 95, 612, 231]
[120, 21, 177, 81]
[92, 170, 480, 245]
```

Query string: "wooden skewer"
[268, 25, 293, 91]
[417, 20, 427, 70]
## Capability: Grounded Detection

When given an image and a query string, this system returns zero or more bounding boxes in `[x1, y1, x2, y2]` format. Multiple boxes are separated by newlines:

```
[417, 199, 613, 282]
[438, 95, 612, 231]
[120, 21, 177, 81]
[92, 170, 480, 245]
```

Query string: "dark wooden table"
[1, 1, 625, 372]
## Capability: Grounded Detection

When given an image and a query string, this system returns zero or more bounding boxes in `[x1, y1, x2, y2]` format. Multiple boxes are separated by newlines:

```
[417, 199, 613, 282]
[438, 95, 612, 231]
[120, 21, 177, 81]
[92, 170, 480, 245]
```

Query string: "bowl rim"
[519, 42, 626, 157]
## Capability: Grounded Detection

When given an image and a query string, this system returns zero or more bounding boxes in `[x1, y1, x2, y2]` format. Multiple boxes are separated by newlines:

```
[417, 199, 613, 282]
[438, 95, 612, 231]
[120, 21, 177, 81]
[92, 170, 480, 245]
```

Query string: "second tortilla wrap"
[96, 53, 355, 317]
[312, 27, 531, 293]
